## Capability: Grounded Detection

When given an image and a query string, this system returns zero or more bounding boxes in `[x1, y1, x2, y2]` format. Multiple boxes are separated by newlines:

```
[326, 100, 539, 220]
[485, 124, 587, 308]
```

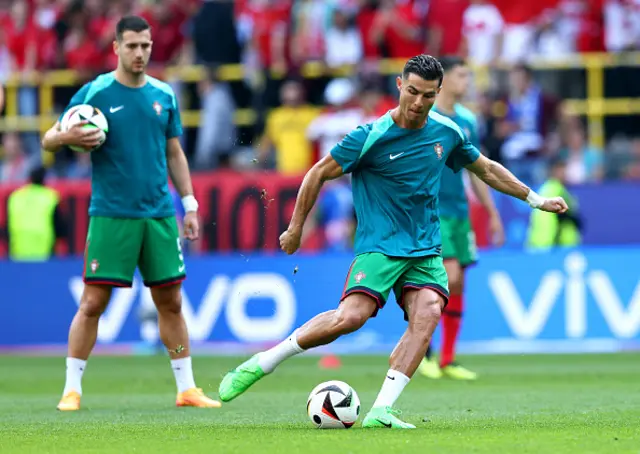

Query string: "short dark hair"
[402, 55, 444, 87]
[549, 155, 567, 168]
[29, 166, 47, 186]
[116, 16, 151, 41]
[439, 55, 466, 73]
[512, 63, 533, 78]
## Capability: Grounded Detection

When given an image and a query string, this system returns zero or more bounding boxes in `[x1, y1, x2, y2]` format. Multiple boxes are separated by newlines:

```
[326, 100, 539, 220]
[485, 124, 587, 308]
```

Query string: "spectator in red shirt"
[5, 0, 38, 72]
[357, 1, 382, 62]
[237, 0, 291, 107]
[32, 0, 60, 68]
[427, 0, 469, 57]
[493, 0, 560, 62]
[290, 0, 334, 67]
[63, 22, 102, 73]
[140, 1, 188, 65]
[237, 0, 291, 73]
[370, 0, 426, 59]
[4, 1, 43, 156]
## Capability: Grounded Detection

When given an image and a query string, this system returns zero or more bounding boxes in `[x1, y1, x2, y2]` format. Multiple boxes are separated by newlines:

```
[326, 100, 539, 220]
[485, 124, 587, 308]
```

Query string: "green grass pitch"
[0, 353, 639, 453]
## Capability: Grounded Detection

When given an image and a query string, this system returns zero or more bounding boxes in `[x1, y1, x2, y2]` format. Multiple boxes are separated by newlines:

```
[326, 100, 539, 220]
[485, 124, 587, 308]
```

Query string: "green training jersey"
[436, 103, 480, 220]
[330, 110, 480, 257]
[60, 72, 182, 218]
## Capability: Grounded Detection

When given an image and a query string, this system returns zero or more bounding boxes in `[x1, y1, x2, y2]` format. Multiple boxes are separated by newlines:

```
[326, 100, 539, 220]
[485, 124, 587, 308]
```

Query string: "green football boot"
[218, 355, 265, 402]
[362, 406, 416, 429]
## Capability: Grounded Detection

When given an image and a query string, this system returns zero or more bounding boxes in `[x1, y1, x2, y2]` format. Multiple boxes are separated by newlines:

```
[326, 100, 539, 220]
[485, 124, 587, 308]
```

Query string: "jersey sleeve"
[329, 124, 370, 174]
[467, 118, 481, 150]
[58, 83, 91, 122]
[167, 91, 183, 139]
[445, 128, 481, 173]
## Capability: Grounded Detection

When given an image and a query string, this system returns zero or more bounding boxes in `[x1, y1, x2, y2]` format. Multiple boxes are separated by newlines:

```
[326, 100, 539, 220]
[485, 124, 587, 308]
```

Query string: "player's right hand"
[539, 196, 569, 214]
[63, 121, 104, 150]
[279, 229, 302, 255]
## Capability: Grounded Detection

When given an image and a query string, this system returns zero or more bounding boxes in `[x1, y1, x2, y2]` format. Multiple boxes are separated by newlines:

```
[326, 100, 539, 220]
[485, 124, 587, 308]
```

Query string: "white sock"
[63, 357, 87, 396]
[257, 330, 304, 374]
[372, 369, 410, 409]
[171, 357, 197, 393]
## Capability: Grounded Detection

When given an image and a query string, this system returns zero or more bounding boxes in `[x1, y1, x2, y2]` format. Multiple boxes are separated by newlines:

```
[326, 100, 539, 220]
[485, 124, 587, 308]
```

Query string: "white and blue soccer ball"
[307, 380, 360, 429]
[60, 104, 109, 153]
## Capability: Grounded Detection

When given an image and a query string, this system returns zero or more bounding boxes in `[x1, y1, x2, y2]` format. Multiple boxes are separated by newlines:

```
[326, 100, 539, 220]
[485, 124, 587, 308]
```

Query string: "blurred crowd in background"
[1, 0, 640, 194]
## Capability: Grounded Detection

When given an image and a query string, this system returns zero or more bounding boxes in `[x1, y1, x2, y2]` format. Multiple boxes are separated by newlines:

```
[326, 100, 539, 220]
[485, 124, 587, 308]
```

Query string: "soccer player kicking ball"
[418, 56, 505, 381]
[42, 16, 221, 411]
[218, 55, 567, 429]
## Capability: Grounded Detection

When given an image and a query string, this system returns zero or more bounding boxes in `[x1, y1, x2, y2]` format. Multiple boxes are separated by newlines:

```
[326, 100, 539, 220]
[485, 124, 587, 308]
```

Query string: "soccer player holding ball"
[42, 16, 220, 411]
[219, 55, 568, 429]
[418, 56, 505, 381]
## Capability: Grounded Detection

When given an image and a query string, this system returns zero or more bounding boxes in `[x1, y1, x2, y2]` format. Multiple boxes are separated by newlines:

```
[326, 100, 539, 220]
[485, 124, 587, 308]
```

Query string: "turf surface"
[0, 353, 638, 453]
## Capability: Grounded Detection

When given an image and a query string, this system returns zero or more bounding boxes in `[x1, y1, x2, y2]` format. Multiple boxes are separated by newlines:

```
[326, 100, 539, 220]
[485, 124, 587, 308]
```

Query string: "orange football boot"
[57, 391, 81, 411]
[176, 388, 222, 408]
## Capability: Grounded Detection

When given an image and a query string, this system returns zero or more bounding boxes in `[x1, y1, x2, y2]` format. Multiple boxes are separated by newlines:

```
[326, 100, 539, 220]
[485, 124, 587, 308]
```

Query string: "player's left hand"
[279, 229, 302, 255]
[539, 197, 569, 214]
[489, 213, 505, 247]
[183, 212, 200, 241]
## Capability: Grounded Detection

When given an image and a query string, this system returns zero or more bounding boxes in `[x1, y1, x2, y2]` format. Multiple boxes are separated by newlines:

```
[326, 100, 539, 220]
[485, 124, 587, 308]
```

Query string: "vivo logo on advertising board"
[1, 249, 639, 350]
[68, 273, 297, 344]
[488, 252, 640, 339]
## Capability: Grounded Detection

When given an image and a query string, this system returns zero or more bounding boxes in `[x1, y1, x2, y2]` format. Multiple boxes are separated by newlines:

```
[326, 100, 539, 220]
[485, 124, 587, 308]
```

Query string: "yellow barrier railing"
[2, 53, 640, 165]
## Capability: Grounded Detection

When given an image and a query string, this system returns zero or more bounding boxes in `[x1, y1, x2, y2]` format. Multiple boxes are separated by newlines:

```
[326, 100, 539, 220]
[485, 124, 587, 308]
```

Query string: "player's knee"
[156, 297, 182, 315]
[153, 288, 182, 314]
[79, 294, 109, 318]
[409, 296, 442, 327]
[335, 307, 369, 333]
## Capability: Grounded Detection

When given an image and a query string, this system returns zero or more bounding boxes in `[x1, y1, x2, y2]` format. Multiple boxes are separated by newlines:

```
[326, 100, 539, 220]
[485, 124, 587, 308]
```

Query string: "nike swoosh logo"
[178, 265, 185, 273]
[389, 152, 404, 160]
[387, 376, 395, 380]
[377, 419, 392, 428]
[110, 106, 124, 113]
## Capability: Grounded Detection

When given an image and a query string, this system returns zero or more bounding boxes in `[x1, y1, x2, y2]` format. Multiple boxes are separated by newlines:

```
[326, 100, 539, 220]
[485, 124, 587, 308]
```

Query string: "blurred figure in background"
[502, 64, 557, 186]
[531, 12, 574, 61]
[324, 7, 363, 69]
[235, 0, 290, 108]
[307, 78, 359, 253]
[307, 78, 362, 161]
[65, 150, 92, 180]
[426, 0, 468, 59]
[527, 157, 582, 249]
[621, 138, 640, 180]
[290, 0, 334, 68]
[0, 132, 30, 184]
[370, 0, 427, 60]
[5, 0, 44, 156]
[558, 118, 603, 184]
[418, 56, 504, 382]
[461, 0, 504, 66]
[6, 166, 66, 261]
[256, 80, 320, 174]
[316, 175, 354, 252]
[194, 67, 237, 170]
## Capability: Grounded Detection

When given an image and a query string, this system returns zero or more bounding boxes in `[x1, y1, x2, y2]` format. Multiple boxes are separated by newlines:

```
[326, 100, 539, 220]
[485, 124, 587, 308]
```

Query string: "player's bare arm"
[466, 154, 569, 214]
[41, 121, 103, 153]
[166, 137, 199, 241]
[280, 154, 344, 254]
[468, 171, 505, 246]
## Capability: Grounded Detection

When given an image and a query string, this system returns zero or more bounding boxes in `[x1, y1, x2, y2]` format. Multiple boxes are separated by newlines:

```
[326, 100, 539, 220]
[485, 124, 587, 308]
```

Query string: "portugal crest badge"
[434, 143, 444, 159]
